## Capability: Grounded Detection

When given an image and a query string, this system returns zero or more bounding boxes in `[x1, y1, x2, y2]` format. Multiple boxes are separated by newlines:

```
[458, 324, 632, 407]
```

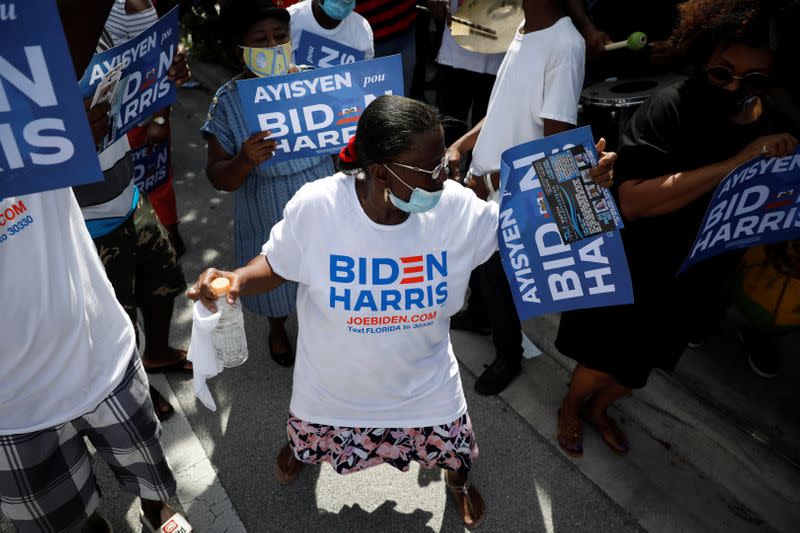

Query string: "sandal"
[557, 408, 584, 458]
[143, 350, 193, 375]
[149, 386, 174, 422]
[445, 472, 486, 529]
[268, 331, 295, 367]
[273, 443, 303, 485]
[140, 503, 190, 533]
[580, 407, 630, 456]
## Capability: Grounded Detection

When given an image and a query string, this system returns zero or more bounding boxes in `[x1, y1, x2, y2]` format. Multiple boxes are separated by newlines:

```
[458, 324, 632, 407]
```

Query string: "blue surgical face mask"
[320, 0, 355, 20]
[383, 165, 443, 214]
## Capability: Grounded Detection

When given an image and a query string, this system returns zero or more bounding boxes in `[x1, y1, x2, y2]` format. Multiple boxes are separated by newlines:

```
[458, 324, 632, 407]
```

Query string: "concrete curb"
[523, 314, 800, 532]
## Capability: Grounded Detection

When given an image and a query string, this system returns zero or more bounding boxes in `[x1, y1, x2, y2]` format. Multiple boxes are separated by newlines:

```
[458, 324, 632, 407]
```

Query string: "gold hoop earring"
[384, 188, 389, 203]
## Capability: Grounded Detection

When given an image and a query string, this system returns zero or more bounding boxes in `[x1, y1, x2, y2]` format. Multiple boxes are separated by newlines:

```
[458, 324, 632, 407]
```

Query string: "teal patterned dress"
[201, 77, 334, 317]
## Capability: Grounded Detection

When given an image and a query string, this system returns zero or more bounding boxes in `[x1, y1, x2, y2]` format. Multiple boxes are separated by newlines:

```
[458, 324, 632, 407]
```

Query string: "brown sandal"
[580, 407, 630, 456]
[445, 472, 486, 529]
[273, 443, 303, 485]
[557, 408, 584, 458]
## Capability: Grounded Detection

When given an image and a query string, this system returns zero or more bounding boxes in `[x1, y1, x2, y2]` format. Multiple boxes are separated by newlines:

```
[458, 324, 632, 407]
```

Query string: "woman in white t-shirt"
[189, 95, 495, 528]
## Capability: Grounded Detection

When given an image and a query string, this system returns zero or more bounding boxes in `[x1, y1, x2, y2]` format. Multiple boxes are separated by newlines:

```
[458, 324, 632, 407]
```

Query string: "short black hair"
[338, 96, 442, 173]
[219, 0, 290, 49]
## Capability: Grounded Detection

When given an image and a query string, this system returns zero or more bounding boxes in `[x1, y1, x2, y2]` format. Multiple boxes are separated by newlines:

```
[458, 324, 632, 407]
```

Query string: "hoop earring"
[384, 187, 389, 203]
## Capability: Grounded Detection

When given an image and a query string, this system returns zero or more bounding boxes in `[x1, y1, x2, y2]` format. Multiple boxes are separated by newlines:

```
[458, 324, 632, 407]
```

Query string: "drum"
[580, 74, 686, 150]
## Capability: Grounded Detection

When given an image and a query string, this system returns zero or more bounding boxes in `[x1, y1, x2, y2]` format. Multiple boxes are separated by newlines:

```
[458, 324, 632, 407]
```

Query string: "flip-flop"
[143, 351, 192, 375]
[580, 406, 630, 456]
[557, 408, 584, 458]
[140, 508, 191, 533]
[149, 386, 174, 422]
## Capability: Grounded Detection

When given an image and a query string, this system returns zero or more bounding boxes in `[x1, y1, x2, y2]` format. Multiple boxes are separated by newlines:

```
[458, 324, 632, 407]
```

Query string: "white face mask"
[241, 42, 292, 77]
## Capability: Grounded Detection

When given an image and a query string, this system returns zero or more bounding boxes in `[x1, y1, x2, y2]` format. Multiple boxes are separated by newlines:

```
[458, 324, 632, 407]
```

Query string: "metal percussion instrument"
[451, 0, 523, 54]
[580, 74, 686, 149]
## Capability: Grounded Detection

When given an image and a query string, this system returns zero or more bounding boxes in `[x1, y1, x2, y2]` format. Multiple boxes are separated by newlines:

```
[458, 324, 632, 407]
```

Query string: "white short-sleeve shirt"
[288, 1, 375, 60]
[471, 17, 586, 185]
[263, 174, 498, 427]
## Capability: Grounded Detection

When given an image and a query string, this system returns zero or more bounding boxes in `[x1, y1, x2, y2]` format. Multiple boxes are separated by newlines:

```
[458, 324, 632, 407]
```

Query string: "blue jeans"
[374, 28, 416, 96]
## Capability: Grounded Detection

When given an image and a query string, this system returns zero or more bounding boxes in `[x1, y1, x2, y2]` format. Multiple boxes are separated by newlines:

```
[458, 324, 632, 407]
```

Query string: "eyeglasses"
[389, 151, 452, 182]
[705, 65, 771, 91]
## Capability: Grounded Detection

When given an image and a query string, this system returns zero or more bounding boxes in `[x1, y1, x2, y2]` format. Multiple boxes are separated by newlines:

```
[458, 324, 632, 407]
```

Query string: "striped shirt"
[356, 0, 417, 40]
[105, 0, 159, 47]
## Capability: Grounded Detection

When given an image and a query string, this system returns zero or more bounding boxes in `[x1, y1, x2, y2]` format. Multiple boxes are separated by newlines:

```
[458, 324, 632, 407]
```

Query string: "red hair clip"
[339, 135, 357, 163]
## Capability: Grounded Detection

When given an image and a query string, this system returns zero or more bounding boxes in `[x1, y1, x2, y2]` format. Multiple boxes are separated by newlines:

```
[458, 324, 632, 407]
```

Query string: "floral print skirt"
[286, 413, 479, 475]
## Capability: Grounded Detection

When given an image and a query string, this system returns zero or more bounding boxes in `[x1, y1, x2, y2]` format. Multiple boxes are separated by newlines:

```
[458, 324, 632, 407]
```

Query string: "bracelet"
[484, 173, 495, 195]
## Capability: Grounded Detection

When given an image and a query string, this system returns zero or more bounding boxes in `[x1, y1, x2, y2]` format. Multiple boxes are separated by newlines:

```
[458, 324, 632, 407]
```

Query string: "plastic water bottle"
[210, 278, 248, 367]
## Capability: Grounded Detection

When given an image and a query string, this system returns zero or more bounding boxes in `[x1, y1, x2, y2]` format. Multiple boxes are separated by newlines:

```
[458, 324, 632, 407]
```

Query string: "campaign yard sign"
[680, 147, 800, 272]
[78, 7, 179, 150]
[0, 0, 104, 197]
[294, 31, 366, 68]
[498, 126, 633, 320]
[236, 55, 404, 166]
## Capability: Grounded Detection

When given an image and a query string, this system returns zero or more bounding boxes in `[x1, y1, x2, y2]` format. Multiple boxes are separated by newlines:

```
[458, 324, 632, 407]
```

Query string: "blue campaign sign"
[236, 55, 404, 165]
[498, 126, 633, 320]
[0, 0, 104, 197]
[294, 31, 366, 68]
[78, 7, 179, 150]
[681, 147, 800, 272]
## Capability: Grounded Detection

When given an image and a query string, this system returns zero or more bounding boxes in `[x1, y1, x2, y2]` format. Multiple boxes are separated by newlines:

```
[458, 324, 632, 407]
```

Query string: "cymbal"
[452, 0, 523, 54]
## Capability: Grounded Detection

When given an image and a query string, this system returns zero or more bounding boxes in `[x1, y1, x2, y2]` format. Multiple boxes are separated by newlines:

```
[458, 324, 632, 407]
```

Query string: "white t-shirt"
[263, 174, 498, 427]
[471, 17, 585, 182]
[0, 189, 136, 435]
[436, 0, 504, 75]
[288, 1, 375, 61]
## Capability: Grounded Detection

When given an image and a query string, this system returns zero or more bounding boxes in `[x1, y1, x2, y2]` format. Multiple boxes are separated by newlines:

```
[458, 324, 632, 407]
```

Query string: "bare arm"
[618, 133, 798, 221]
[205, 132, 276, 192]
[563, 0, 610, 60]
[188, 255, 286, 312]
[450, 117, 485, 155]
[543, 118, 574, 137]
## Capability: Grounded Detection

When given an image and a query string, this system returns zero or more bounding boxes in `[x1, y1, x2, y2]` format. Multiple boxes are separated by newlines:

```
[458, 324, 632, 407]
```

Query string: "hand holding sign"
[236, 131, 277, 168]
[84, 99, 111, 147]
[736, 133, 798, 163]
[588, 138, 617, 188]
[168, 47, 191, 86]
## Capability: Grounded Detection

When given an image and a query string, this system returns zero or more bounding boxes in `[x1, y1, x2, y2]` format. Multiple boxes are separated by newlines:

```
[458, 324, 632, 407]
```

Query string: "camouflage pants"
[93, 195, 186, 327]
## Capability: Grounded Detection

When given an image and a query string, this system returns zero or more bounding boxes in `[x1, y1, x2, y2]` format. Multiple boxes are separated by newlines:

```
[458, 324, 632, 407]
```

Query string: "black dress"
[555, 77, 773, 389]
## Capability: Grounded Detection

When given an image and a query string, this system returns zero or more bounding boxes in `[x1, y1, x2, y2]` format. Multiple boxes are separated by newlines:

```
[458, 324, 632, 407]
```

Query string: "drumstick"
[415, 5, 498, 37]
[604, 32, 648, 51]
[450, 16, 497, 36]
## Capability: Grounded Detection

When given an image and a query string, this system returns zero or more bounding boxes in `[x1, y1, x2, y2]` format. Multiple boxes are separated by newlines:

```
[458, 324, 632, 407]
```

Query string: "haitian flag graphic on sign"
[236, 55, 404, 167]
[680, 147, 800, 273]
[497, 126, 633, 320]
[78, 7, 179, 151]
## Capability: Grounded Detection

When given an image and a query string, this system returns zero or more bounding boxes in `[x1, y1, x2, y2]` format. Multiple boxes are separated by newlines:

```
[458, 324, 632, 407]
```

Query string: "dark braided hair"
[337, 96, 442, 175]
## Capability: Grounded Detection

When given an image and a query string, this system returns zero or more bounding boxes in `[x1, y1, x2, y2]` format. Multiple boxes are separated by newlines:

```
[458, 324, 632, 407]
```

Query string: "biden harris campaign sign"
[236, 54, 404, 166]
[498, 126, 633, 320]
[294, 31, 366, 68]
[681, 147, 800, 272]
[78, 7, 179, 150]
[0, 0, 104, 197]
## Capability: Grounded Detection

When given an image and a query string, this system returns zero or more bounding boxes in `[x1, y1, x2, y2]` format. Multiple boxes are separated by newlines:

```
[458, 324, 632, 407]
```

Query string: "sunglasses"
[705, 65, 771, 91]
[389, 151, 452, 182]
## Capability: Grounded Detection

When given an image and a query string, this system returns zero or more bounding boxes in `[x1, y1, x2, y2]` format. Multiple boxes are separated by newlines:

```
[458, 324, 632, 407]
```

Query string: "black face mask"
[691, 74, 757, 118]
